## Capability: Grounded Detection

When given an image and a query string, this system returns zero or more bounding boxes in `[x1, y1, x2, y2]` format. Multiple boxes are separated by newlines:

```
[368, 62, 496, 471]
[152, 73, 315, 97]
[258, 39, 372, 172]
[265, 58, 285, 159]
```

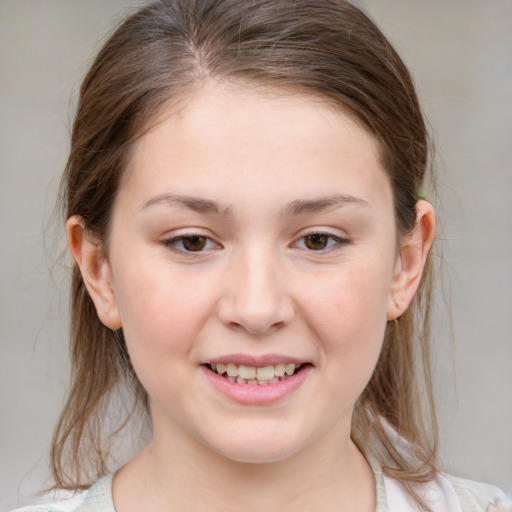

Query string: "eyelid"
[292, 229, 350, 251]
[161, 230, 223, 253]
[160, 228, 349, 254]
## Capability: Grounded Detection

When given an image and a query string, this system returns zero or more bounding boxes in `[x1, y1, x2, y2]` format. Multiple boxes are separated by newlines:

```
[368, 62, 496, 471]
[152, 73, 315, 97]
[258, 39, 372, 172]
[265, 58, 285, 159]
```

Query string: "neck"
[113, 420, 376, 512]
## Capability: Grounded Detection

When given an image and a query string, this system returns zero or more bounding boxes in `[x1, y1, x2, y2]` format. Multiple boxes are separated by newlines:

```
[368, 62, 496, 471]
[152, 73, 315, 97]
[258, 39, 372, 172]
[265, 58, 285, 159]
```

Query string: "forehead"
[121, 82, 390, 211]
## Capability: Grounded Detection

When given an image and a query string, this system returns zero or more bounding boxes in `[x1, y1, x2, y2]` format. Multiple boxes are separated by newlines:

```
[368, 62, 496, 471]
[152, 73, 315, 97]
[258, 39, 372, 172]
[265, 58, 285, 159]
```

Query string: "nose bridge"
[218, 241, 293, 334]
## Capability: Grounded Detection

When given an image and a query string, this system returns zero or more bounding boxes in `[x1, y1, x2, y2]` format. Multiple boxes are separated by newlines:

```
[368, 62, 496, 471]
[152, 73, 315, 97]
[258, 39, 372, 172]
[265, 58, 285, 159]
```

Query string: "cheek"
[112, 265, 224, 427]
[112, 260, 219, 375]
[307, 260, 391, 330]
[303, 260, 392, 382]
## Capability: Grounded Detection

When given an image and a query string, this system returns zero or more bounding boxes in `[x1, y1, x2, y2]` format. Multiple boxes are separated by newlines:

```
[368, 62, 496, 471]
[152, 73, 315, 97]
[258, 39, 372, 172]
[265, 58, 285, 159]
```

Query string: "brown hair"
[53, 0, 438, 505]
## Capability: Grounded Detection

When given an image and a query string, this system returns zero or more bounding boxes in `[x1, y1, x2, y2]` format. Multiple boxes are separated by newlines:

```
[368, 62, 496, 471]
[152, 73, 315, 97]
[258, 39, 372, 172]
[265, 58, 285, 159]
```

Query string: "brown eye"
[304, 234, 329, 250]
[181, 236, 207, 251]
[295, 232, 347, 252]
[164, 235, 218, 253]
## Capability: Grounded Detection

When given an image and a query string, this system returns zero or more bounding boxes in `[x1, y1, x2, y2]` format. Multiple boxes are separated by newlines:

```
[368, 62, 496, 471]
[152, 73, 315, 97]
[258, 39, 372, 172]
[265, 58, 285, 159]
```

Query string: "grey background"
[1, 1, 511, 509]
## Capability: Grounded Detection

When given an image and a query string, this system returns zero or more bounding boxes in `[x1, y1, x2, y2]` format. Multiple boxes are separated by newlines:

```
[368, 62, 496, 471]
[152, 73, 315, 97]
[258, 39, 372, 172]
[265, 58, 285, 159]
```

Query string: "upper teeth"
[211, 363, 298, 380]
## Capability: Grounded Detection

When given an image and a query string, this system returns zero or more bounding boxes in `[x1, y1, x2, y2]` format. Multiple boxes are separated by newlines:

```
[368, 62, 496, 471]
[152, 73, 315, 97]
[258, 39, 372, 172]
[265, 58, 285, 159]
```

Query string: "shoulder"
[384, 471, 511, 512]
[445, 474, 511, 512]
[10, 475, 115, 512]
[382, 469, 511, 512]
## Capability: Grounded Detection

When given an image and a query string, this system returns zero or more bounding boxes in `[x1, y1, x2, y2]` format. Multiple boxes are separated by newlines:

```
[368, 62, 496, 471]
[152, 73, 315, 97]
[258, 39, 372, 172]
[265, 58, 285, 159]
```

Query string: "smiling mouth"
[205, 362, 308, 386]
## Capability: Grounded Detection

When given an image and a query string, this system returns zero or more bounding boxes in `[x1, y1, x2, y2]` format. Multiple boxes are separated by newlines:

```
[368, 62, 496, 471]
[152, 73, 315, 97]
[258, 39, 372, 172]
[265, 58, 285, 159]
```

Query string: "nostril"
[215, 276, 295, 334]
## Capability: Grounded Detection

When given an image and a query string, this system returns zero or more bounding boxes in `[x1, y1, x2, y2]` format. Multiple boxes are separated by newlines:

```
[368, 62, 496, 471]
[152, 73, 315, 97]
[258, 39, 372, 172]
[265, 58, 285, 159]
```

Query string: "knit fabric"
[12, 468, 510, 512]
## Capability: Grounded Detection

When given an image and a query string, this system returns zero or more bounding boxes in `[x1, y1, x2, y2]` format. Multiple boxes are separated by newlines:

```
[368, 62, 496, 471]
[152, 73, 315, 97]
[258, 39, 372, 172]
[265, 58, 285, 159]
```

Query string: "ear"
[66, 215, 122, 329]
[387, 200, 436, 320]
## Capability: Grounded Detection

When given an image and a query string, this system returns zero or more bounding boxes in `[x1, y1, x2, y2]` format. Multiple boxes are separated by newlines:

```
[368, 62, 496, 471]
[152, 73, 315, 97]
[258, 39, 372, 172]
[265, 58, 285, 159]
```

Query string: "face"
[85, 83, 408, 463]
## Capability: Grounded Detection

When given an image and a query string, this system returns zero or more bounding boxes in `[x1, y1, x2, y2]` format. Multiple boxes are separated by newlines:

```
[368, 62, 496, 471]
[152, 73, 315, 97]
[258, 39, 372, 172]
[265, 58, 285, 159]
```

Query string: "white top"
[12, 466, 511, 512]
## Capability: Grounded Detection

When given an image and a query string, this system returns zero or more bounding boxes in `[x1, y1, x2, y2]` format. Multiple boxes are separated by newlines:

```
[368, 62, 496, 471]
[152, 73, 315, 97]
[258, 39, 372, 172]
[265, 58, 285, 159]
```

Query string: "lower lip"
[201, 365, 312, 405]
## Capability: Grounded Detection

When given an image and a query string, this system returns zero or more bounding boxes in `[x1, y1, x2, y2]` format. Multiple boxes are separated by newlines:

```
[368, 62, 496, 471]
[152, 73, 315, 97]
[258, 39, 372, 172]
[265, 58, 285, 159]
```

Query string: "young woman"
[13, 1, 509, 511]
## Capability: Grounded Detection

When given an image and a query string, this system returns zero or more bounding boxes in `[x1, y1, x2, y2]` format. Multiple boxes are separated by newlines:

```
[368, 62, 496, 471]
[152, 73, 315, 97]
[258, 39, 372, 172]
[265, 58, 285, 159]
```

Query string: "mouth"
[204, 362, 309, 386]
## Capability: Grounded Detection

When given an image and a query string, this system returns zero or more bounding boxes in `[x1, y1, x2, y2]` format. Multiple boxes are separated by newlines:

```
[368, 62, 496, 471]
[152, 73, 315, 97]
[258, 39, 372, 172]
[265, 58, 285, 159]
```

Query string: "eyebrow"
[283, 194, 370, 216]
[141, 193, 232, 216]
[141, 193, 369, 216]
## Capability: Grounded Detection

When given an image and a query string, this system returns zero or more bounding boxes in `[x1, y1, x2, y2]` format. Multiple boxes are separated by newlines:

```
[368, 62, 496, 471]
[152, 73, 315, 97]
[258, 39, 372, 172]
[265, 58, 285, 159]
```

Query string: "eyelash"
[162, 231, 348, 254]
[162, 234, 221, 253]
[293, 231, 349, 252]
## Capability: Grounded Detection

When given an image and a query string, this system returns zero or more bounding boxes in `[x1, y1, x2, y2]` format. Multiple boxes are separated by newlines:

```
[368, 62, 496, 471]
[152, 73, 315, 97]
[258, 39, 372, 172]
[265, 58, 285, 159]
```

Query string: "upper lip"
[205, 353, 311, 367]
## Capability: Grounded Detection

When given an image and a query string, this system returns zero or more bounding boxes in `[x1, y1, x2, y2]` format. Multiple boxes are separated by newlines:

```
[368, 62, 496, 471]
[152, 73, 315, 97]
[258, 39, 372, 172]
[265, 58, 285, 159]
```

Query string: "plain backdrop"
[1, 1, 511, 509]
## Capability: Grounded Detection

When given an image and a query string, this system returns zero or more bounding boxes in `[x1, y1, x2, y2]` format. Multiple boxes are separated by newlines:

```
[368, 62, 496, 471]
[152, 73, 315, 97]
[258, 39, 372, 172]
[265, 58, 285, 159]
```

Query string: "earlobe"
[66, 215, 122, 329]
[387, 200, 436, 320]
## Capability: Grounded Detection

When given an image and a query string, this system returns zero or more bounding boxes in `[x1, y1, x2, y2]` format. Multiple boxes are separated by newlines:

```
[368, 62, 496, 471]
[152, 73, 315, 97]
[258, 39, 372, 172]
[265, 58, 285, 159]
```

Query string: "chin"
[214, 444, 299, 465]
[201, 425, 309, 465]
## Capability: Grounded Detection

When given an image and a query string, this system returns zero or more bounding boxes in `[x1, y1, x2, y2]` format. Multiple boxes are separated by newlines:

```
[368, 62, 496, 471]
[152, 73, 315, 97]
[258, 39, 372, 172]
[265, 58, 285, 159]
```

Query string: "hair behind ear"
[51, 218, 145, 489]
[353, 207, 439, 500]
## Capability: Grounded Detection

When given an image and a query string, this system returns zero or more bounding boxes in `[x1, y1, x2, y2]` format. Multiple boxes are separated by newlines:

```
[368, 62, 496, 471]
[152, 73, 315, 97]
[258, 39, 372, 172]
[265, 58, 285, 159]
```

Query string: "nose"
[216, 246, 295, 335]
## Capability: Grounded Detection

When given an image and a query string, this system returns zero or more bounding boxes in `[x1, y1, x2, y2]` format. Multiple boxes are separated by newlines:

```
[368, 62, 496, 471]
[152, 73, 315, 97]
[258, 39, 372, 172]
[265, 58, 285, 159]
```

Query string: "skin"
[68, 82, 435, 512]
